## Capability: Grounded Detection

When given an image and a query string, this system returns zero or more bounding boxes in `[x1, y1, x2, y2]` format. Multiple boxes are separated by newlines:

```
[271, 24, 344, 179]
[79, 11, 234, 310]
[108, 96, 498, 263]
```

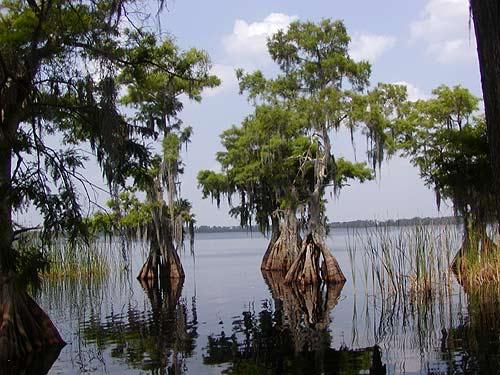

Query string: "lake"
[29, 228, 500, 374]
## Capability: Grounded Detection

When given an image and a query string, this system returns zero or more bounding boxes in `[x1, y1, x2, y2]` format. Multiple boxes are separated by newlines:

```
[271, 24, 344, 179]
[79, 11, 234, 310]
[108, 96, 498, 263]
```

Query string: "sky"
[18, 0, 482, 228]
[151, 0, 482, 226]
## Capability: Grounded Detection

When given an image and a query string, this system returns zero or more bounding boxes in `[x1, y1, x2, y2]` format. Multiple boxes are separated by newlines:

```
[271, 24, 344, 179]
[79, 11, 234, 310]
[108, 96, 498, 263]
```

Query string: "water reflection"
[203, 271, 386, 374]
[439, 287, 500, 374]
[81, 278, 198, 374]
[27, 233, 500, 374]
[2, 347, 63, 375]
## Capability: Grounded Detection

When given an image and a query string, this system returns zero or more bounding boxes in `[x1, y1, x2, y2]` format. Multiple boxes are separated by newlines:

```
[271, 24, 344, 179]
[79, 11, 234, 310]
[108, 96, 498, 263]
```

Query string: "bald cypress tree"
[0, 0, 208, 360]
[199, 20, 403, 285]
[393, 85, 497, 276]
[118, 33, 219, 283]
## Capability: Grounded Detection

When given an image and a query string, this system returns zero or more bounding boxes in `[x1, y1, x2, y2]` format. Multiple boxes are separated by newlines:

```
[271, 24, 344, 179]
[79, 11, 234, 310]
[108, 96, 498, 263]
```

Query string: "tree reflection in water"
[2, 347, 63, 375]
[204, 271, 386, 374]
[439, 286, 500, 374]
[82, 277, 197, 374]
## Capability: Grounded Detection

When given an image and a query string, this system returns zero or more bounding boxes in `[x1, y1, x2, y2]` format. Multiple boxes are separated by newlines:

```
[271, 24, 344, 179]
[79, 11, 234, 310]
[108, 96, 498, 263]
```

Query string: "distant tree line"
[195, 216, 463, 233]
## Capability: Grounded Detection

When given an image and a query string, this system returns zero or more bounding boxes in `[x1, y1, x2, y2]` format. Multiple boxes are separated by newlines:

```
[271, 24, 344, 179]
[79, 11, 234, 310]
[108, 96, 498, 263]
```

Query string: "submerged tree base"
[452, 233, 499, 287]
[261, 232, 301, 272]
[452, 247, 500, 288]
[137, 239, 185, 283]
[0, 273, 65, 361]
[261, 211, 302, 272]
[285, 234, 346, 285]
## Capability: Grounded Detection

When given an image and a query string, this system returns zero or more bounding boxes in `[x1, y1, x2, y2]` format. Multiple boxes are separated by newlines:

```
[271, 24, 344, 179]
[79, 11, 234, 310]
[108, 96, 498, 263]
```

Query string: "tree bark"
[284, 124, 346, 285]
[261, 215, 280, 269]
[0, 273, 66, 362]
[284, 190, 346, 285]
[0, 134, 65, 361]
[137, 219, 185, 283]
[261, 209, 301, 272]
[138, 180, 185, 283]
[452, 213, 498, 275]
[138, 235, 161, 281]
[470, 0, 500, 232]
[0, 136, 13, 271]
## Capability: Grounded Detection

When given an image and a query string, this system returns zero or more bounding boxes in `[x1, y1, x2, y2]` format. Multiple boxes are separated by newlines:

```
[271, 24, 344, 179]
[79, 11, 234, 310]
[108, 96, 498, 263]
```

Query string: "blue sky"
[18, 0, 481, 228]
[145, 0, 481, 226]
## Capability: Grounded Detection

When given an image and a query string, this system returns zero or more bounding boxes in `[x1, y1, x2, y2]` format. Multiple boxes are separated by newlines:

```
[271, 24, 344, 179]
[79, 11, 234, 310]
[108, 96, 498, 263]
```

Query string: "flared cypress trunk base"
[285, 233, 345, 285]
[137, 251, 158, 281]
[0, 274, 65, 362]
[137, 254, 185, 282]
[137, 240, 185, 283]
[261, 211, 301, 272]
[261, 232, 301, 272]
[452, 232, 499, 284]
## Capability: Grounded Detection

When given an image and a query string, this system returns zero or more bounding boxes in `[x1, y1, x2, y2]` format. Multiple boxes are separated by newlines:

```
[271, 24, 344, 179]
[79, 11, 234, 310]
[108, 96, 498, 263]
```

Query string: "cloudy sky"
[147, 0, 482, 226]
[147, 0, 480, 226]
[19, 0, 477, 228]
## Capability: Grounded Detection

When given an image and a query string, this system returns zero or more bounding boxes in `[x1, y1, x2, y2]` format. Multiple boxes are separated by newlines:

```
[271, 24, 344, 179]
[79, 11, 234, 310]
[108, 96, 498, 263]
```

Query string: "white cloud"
[393, 81, 429, 101]
[410, 0, 476, 63]
[222, 13, 298, 65]
[204, 64, 239, 97]
[350, 34, 396, 62]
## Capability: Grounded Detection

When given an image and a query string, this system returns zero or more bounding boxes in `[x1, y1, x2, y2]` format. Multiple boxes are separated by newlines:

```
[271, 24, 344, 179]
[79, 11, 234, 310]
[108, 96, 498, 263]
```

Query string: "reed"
[455, 245, 500, 289]
[349, 221, 461, 303]
[39, 236, 124, 279]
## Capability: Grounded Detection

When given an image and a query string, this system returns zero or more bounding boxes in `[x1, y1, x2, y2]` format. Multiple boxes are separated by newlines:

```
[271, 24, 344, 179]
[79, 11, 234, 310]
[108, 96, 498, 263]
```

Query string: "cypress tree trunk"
[470, 0, 500, 232]
[137, 235, 184, 282]
[0, 136, 65, 361]
[261, 215, 280, 269]
[284, 125, 346, 285]
[452, 213, 497, 275]
[261, 209, 301, 271]
[285, 189, 346, 285]
[137, 212, 185, 283]
[138, 177, 185, 283]
[137, 234, 161, 281]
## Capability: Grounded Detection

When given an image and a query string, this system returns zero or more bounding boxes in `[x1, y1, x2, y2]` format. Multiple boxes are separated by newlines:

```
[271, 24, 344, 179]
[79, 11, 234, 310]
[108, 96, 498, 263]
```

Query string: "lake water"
[27, 229, 500, 374]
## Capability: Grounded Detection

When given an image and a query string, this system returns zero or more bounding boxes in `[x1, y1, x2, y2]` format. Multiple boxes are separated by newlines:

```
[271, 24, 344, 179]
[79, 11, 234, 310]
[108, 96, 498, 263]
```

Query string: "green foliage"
[0, 2, 150, 249]
[197, 171, 232, 207]
[86, 189, 155, 236]
[199, 102, 314, 231]
[199, 19, 398, 234]
[0, 1, 219, 277]
[13, 236, 49, 289]
[162, 133, 181, 166]
[118, 31, 220, 129]
[393, 85, 494, 220]
[333, 158, 373, 191]
[0, 1, 209, 364]
[115, 28, 218, 250]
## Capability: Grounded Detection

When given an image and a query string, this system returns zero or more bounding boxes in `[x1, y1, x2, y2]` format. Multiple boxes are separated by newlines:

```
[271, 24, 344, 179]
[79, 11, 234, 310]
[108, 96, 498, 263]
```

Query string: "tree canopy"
[198, 19, 404, 284]
[392, 85, 496, 258]
[0, 0, 217, 361]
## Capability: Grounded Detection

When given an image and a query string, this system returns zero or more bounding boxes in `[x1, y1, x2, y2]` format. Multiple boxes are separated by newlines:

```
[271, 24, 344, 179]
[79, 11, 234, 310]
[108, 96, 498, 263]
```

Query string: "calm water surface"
[31, 229, 499, 374]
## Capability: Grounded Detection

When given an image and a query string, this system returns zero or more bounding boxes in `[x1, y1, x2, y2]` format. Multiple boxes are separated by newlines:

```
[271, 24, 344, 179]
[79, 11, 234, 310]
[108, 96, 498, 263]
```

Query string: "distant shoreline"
[195, 216, 463, 233]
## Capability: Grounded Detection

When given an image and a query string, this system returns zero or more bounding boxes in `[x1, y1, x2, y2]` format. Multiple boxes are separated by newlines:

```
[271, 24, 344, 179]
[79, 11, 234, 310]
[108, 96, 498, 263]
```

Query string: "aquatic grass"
[353, 221, 460, 304]
[343, 220, 486, 366]
[346, 228, 358, 293]
[455, 245, 500, 288]
[42, 238, 111, 279]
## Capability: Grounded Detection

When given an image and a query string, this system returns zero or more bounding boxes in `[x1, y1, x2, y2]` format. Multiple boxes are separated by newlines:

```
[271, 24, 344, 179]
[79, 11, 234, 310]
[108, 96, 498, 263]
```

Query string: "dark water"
[29, 230, 500, 374]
